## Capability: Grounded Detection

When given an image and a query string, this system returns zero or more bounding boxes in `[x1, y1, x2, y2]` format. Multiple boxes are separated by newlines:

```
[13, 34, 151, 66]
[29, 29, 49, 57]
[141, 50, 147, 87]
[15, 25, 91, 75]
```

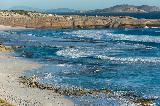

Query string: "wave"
[56, 48, 95, 58]
[64, 30, 109, 40]
[107, 32, 160, 44]
[151, 27, 160, 29]
[56, 47, 118, 59]
[64, 29, 160, 44]
[44, 73, 53, 79]
[56, 47, 160, 64]
[97, 55, 160, 63]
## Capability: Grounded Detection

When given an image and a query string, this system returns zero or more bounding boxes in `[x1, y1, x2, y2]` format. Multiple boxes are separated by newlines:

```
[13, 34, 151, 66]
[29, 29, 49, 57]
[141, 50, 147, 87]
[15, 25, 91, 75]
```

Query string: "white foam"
[56, 48, 94, 58]
[107, 32, 160, 43]
[64, 30, 109, 40]
[27, 34, 33, 36]
[57, 64, 73, 67]
[151, 27, 159, 29]
[44, 73, 53, 79]
[65, 29, 160, 44]
[56, 45, 156, 60]
[97, 55, 160, 63]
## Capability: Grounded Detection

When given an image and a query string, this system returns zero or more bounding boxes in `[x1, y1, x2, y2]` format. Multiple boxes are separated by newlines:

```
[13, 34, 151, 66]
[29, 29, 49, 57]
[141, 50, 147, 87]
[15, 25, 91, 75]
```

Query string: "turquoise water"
[1, 28, 160, 105]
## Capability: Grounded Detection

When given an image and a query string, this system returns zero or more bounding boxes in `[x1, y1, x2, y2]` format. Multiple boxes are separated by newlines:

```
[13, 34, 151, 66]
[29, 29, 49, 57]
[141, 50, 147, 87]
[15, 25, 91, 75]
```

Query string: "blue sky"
[0, 0, 159, 10]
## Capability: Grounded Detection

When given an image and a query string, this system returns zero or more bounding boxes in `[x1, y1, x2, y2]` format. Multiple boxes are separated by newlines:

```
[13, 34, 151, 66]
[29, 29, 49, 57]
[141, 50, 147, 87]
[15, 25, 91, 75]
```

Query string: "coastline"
[0, 54, 74, 106]
[0, 25, 74, 106]
[0, 25, 157, 106]
[0, 10, 160, 29]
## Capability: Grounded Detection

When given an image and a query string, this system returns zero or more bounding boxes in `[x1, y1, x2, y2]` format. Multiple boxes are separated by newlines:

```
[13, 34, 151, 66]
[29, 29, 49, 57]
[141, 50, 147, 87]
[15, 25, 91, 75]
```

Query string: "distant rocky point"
[8, 4, 160, 14]
[88, 4, 160, 13]
[46, 8, 80, 14]
[9, 6, 43, 12]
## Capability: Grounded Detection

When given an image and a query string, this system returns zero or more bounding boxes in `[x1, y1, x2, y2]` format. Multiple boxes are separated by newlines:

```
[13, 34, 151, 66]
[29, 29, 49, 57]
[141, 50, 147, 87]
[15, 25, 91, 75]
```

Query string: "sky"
[0, 0, 159, 10]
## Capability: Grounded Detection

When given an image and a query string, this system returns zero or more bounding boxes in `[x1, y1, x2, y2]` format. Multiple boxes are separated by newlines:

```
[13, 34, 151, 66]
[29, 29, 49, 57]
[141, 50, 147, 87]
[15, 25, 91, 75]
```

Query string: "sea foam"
[97, 55, 160, 63]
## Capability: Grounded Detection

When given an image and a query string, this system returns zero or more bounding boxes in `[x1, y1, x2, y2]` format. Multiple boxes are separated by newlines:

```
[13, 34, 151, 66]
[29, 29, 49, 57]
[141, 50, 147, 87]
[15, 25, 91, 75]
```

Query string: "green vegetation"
[0, 9, 40, 16]
[146, 23, 160, 27]
[0, 98, 15, 106]
[10, 10, 29, 15]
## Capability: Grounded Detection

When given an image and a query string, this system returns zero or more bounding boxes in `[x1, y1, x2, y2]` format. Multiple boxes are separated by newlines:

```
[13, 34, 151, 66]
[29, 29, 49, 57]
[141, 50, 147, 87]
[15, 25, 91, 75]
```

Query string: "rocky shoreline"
[0, 44, 22, 53]
[0, 11, 159, 106]
[19, 75, 156, 106]
[0, 44, 74, 106]
[0, 43, 155, 106]
[0, 10, 160, 29]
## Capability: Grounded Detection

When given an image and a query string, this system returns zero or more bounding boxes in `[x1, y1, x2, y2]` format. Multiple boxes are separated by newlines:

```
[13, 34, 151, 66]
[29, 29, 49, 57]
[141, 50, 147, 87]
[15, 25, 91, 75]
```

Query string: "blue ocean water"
[1, 28, 160, 105]
[55, 12, 160, 19]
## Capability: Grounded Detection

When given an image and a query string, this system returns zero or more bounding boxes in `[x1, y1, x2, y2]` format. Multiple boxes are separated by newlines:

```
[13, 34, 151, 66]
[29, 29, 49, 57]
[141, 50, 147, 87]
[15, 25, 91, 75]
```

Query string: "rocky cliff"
[0, 10, 160, 29]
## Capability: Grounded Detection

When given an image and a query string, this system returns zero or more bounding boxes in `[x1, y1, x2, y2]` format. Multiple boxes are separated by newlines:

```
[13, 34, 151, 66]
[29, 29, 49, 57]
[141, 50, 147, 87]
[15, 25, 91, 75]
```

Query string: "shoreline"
[0, 25, 157, 106]
[0, 53, 74, 106]
[0, 26, 74, 106]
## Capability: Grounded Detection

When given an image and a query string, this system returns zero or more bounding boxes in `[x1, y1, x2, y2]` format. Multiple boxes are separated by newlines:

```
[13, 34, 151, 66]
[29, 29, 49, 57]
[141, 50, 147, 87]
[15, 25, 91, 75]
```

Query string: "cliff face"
[0, 10, 159, 29]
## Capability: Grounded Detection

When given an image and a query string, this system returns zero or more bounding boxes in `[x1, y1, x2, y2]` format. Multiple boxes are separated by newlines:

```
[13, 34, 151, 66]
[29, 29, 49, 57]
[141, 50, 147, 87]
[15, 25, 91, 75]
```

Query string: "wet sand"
[0, 53, 74, 106]
[0, 25, 74, 106]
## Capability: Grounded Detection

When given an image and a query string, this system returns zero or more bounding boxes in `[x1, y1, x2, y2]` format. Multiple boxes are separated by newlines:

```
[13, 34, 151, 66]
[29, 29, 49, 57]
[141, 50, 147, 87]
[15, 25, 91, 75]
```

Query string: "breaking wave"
[56, 47, 160, 64]
[107, 33, 160, 43]
[56, 48, 95, 58]
[64, 30, 109, 40]
[97, 55, 160, 63]
[64, 29, 160, 44]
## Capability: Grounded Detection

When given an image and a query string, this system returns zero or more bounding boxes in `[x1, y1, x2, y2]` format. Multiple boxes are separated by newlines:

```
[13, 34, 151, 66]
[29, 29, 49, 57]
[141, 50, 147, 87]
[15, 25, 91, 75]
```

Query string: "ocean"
[0, 28, 160, 105]
[55, 12, 160, 19]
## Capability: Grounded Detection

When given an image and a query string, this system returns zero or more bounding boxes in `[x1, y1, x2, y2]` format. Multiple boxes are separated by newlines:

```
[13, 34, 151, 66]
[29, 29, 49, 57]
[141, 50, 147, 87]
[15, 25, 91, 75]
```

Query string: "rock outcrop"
[19, 75, 156, 106]
[0, 10, 160, 29]
[0, 44, 21, 53]
[0, 98, 14, 106]
[0, 44, 13, 52]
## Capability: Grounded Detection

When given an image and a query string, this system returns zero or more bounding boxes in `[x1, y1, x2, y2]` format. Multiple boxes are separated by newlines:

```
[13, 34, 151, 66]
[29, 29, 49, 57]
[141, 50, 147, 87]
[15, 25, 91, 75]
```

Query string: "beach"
[0, 25, 27, 31]
[0, 3, 159, 106]
[0, 24, 159, 106]
[0, 25, 74, 106]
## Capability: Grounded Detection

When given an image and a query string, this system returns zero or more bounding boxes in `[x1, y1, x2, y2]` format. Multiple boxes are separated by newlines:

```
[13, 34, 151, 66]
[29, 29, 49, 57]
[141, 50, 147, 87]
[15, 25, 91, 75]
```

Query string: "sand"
[0, 53, 74, 106]
[0, 25, 74, 106]
[0, 25, 27, 30]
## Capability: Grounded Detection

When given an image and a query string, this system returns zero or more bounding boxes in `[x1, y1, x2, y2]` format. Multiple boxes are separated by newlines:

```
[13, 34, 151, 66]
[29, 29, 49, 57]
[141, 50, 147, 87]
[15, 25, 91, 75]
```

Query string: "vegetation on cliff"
[0, 10, 38, 15]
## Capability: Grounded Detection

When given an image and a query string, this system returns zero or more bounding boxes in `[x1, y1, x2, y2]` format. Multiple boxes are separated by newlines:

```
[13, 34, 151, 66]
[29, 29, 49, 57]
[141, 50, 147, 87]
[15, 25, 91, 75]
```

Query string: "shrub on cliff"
[10, 10, 29, 15]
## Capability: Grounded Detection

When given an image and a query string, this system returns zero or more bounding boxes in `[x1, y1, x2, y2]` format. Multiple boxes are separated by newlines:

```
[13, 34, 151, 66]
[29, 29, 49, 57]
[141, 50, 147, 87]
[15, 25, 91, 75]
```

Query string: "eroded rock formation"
[0, 10, 160, 29]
